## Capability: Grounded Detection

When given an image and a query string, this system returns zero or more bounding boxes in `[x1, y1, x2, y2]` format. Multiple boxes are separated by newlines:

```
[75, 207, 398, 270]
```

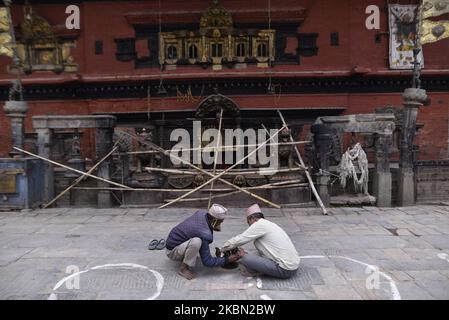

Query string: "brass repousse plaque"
[0, 174, 17, 194]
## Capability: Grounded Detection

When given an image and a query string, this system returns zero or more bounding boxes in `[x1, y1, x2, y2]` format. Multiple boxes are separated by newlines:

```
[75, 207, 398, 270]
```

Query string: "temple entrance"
[24, 94, 346, 208]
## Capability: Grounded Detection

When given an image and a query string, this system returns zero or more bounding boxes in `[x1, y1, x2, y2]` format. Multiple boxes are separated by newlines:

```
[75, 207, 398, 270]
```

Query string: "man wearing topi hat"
[166, 204, 240, 280]
[221, 203, 300, 279]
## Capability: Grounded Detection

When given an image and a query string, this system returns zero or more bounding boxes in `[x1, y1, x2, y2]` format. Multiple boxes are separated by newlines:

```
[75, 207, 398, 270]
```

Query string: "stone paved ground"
[1, 205, 449, 300]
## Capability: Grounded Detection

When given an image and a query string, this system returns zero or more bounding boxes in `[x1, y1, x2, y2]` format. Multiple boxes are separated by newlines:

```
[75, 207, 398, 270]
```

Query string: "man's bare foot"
[178, 264, 196, 280]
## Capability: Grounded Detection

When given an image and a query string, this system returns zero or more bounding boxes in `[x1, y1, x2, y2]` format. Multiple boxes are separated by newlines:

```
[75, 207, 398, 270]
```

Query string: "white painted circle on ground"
[299, 255, 401, 300]
[48, 263, 164, 300]
[437, 253, 448, 260]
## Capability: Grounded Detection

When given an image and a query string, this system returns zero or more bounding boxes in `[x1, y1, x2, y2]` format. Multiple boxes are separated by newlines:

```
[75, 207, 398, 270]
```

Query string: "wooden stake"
[13, 147, 133, 191]
[208, 109, 223, 209]
[118, 131, 280, 208]
[159, 125, 286, 209]
[43, 146, 119, 208]
[121, 131, 280, 208]
[277, 110, 328, 215]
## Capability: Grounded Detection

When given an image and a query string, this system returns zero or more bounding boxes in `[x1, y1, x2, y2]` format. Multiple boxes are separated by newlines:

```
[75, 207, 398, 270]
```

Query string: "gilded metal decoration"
[7, 3, 78, 74]
[422, 0, 449, 19]
[159, 0, 275, 69]
[0, 174, 17, 194]
[0, 7, 13, 57]
[421, 19, 449, 44]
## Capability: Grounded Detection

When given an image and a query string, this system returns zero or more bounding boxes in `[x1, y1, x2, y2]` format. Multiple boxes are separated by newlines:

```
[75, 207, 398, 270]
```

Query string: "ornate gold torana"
[159, 0, 275, 69]
[8, 4, 77, 74]
[0, 7, 13, 57]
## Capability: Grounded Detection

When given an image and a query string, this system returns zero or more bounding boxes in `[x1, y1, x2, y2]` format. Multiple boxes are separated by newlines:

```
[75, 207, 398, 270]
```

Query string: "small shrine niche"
[8, 3, 78, 74]
[159, 0, 276, 69]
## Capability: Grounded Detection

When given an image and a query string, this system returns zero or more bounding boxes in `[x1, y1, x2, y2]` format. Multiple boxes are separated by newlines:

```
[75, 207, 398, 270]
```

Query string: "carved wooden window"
[167, 45, 177, 59]
[257, 43, 268, 57]
[188, 44, 198, 59]
[9, 4, 78, 74]
[236, 43, 246, 57]
[156, 2, 275, 68]
[211, 43, 223, 57]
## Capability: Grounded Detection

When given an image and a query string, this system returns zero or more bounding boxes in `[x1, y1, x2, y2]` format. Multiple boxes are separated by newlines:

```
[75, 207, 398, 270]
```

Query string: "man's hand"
[237, 248, 246, 257]
[227, 253, 240, 263]
[226, 248, 246, 263]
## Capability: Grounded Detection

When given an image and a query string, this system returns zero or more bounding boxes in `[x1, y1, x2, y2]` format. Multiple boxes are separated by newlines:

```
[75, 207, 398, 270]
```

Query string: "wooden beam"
[13, 147, 133, 191]
[43, 146, 119, 208]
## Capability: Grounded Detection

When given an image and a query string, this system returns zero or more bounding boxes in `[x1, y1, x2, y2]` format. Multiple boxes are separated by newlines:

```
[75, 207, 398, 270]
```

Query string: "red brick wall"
[0, 0, 448, 160]
[1, 91, 447, 159]
[1, 0, 448, 79]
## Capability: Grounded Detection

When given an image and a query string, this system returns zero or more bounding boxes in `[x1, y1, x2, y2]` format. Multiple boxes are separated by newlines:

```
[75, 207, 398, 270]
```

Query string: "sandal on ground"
[148, 239, 159, 250]
[156, 239, 166, 250]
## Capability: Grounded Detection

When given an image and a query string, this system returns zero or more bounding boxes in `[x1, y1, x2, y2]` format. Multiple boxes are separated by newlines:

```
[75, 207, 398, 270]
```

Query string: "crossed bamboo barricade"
[13, 110, 327, 214]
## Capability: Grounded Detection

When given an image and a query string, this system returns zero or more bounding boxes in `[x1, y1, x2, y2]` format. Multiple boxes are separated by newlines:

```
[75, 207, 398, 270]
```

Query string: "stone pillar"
[3, 100, 28, 158]
[311, 124, 334, 206]
[36, 128, 54, 202]
[373, 132, 393, 207]
[398, 88, 427, 206]
[95, 127, 114, 208]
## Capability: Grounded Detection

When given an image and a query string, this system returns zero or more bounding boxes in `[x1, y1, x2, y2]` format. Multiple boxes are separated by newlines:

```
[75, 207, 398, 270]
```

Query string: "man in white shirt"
[221, 204, 300, 279]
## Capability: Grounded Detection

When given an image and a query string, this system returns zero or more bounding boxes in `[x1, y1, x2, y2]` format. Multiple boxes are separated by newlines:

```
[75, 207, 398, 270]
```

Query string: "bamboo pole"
[277, 110, 328, 215]
[73, 181, 308, 193]
[43, 146, 119, 208]
[144, 166, 305, 176]
[208, 108, 224, 209]
[159, 125, 286, 209]
[125, 140, 312, 155]
[164, 183, 308, 202]
[118, 131, 280, 208]
[13, 147, 133, 191]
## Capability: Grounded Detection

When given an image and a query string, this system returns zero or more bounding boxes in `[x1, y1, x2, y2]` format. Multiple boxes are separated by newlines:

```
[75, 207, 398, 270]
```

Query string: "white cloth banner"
[388, 4, 424, 70]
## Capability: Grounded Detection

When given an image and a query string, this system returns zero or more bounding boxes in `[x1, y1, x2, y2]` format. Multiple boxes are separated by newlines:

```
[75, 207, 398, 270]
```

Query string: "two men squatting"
[165, 203, 300, 280]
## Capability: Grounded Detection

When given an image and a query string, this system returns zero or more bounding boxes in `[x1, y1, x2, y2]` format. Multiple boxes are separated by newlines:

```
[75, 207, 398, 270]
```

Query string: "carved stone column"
[35, 128, 54, 202]
[398, 88, 427, 206]
[3, 100, 28, 158]
[311, 124, 334, 206]
[95, 126, 114, 208]
[373, 132, 393, 207]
